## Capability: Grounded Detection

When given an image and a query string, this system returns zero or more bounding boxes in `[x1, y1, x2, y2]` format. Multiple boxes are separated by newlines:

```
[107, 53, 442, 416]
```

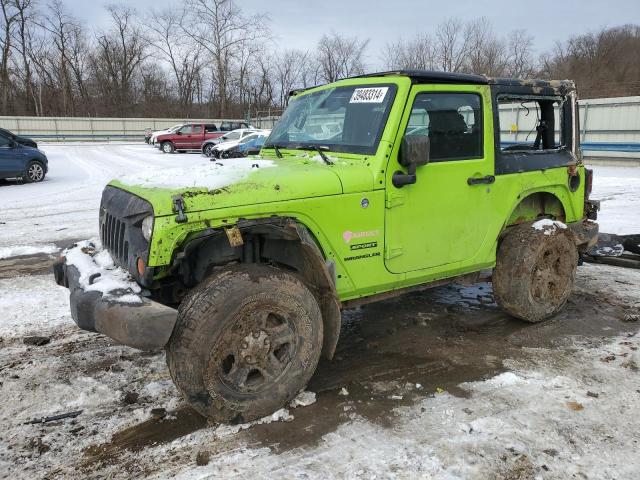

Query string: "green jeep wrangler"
[54, 70, 599, 423]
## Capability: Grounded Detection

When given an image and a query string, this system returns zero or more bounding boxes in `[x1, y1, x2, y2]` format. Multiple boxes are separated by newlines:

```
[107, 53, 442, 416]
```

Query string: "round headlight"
[141, 215, 154, 241]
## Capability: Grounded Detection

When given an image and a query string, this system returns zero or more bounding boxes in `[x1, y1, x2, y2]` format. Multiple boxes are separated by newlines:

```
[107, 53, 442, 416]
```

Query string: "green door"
[384, 85, 495, 274]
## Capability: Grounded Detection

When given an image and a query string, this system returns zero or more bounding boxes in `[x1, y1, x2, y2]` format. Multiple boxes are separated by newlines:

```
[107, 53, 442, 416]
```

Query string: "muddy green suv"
[54, 70, 599, 423]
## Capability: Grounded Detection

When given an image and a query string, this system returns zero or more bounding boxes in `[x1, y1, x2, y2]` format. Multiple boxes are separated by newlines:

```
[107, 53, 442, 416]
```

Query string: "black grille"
[101, 212, 129, 265]
[99, 186, 153, 280]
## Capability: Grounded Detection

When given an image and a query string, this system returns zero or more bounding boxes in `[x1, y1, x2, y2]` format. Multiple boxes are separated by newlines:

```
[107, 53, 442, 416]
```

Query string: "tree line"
[1, 0, 638, 119]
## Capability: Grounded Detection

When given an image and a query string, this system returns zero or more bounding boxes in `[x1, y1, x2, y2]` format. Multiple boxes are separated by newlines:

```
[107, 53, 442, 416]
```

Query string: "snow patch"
[117, 158, 275, 189]
[64, 239, 142, 302]
[290, 390, 317, 408]
[0, 244, 59, 259]
[213, 408, 294, 438]
[532, 218, 567, 235]
[484, 371, 527, 387]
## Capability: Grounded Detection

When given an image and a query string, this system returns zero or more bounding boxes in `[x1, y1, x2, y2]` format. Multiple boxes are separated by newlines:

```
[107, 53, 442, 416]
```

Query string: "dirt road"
[1, 251, 638, 479]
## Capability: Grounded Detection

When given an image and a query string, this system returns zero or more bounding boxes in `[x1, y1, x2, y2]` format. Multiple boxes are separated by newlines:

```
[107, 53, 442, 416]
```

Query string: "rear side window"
[406, 92, 483, 161]
[0, 135, 11, 147]
[498, 96, 566, 152]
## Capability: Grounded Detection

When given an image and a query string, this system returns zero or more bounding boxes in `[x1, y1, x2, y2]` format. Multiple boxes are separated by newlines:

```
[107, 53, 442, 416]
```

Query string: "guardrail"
[0, 116, 248, 142]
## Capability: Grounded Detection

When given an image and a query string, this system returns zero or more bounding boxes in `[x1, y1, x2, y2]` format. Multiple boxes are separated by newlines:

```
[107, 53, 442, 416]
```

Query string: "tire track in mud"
[73, 270, 639, 477]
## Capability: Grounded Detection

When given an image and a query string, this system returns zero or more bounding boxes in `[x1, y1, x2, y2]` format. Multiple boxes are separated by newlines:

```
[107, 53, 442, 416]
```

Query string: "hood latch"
[172, 194, 188, 223]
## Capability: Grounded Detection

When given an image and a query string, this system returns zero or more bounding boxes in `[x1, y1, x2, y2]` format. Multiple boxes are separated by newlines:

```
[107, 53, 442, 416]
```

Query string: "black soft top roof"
[290, 70, 575, 97]
[353, 70, 575, 91]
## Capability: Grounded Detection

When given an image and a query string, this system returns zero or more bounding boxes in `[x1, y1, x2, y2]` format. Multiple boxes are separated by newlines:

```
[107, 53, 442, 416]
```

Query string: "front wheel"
[493, 221, 578, 323]
[161, 141, 175, 154]
[203, 143, 214, 157]
[23, 161, 45, 183]
[166, 264, 323, 423]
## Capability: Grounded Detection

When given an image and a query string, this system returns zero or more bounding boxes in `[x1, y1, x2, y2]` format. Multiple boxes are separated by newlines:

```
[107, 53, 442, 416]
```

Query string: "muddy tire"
[493, 222, 578, 323]
[161, 141, 175, 154]
[166, 264, 323, 423]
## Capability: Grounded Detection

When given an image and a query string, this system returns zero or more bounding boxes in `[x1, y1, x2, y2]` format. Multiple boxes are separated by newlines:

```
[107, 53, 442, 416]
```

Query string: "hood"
[19, 144, 46, 158]
[16, 136, 37, 147]
[109, 155, 375, 217]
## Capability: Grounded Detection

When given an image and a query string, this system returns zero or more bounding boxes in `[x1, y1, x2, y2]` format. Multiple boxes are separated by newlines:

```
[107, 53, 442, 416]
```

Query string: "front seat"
[428, 110, 468, 160]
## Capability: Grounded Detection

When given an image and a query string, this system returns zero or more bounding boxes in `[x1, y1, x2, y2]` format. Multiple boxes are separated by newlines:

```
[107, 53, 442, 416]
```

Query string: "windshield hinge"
[172, 194, 188, 223]
[385, 192, 405, 209]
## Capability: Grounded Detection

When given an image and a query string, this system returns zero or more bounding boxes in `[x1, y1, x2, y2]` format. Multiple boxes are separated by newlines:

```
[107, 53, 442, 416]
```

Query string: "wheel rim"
[204, 145, 212, 155]
[163, 143, 172, 153]
[530, 245, 573, 303]
[28, 163, 44, 182]
[206, 302, 299, 395]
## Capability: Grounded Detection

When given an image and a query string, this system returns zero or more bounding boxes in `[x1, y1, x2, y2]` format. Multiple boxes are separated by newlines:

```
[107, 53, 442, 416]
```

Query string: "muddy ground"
[1, 250, 639, 479]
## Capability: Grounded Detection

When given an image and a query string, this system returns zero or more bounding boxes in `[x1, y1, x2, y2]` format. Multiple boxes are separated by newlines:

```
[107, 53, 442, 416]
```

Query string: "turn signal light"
[137, 257, 145, 276]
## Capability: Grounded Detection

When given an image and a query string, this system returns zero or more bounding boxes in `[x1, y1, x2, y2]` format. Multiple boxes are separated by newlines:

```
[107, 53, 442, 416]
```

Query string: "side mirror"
[393, 135, 430, 188]
[176, 131, 182, 135]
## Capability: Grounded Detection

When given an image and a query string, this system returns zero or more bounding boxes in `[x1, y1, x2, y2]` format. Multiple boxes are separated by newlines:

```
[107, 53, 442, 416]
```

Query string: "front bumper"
[53, 256, 177, 351]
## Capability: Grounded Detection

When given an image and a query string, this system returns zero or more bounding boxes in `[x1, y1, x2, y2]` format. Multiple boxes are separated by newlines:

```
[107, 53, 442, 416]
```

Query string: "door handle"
[467, 175, 495, 186]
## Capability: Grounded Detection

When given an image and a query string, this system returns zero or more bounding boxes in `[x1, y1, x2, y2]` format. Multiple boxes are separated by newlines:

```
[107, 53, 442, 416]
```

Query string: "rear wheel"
[161, 141, 175, 154]
[23, 160, 45, 183]
[493, 222, 578, 322]
[166, 264, 323, 423]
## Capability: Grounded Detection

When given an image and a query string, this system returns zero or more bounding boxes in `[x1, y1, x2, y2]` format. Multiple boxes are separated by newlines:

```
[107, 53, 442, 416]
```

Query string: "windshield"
[266, 84, 397, 155]
[239, 133, 260, 144]
[223, 131, 241, 141]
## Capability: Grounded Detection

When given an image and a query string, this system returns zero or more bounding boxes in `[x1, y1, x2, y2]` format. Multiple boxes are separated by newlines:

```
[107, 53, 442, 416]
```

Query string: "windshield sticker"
[349, 87, 389, 104]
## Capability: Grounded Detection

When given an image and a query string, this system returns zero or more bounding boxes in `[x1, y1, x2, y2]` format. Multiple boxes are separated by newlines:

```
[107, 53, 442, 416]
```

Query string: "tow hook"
[172, 194, 188, 223]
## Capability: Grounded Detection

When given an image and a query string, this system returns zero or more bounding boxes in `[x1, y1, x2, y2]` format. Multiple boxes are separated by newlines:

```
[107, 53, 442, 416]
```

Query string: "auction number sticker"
[350, 87, 389, 103]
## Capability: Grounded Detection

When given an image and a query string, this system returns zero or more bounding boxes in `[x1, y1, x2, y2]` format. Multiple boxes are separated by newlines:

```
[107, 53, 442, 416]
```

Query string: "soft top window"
[406, 92, 483, 161]
[498, 96, 566, 152]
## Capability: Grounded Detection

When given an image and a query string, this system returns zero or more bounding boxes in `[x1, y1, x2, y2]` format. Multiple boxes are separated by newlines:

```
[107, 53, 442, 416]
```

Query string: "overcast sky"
[67, 0, 639, 68]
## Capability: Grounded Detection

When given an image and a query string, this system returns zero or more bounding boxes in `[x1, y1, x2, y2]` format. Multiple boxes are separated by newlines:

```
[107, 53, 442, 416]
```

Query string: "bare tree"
[37, 0, 88, 115]
[540, 25, 640, 98]
[464, 17, 507, 76]
[435, 17, 469, 72]
[184, 0, 269, 117]
[10, 0, 39, 114]
[145, 9, 202, 115]
[506, 29, 535, 78]
[383, 34, 436, 70]
[316, 32, 368, 82]
[90, 4, 147, 115]
[273, 49, 311, 108]
[0, 0, 18, 112]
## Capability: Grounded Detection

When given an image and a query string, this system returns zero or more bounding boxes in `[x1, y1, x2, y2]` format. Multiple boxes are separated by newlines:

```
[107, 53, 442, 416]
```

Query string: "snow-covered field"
[0, 143, 208, 249]
[588, 164, 640, 235]
[0, 143, 639, 479]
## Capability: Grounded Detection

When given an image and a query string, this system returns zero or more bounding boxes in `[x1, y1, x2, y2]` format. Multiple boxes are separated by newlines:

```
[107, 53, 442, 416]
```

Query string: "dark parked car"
[0, 127, 38, 148]
[0, 135, 48, 183]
